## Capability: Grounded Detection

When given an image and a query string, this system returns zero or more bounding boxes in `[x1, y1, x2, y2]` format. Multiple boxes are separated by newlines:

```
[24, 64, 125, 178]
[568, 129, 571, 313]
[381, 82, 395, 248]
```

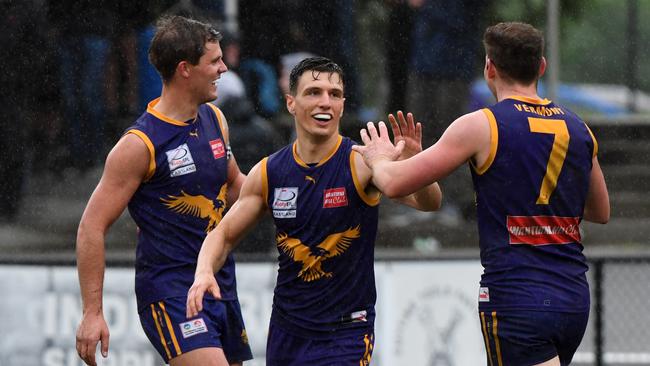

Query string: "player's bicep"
[79, 135, 149, 232]
[583, 156, 609, 224]
[402, 114, 484, 186]
[80, 134, 150, 234]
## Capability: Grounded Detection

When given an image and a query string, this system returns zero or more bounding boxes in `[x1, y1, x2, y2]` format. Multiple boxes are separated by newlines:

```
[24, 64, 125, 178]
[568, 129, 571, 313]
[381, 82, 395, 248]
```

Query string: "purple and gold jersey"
[262, 136, 379, 338]
[471, 96, 597, 312]
[126, 99, 237, 311]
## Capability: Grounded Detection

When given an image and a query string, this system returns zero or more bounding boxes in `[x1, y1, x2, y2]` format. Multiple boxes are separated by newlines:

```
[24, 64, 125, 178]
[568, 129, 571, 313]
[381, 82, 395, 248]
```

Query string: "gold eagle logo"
[161, 184, 228, 232]
[276, 226, 361, 282]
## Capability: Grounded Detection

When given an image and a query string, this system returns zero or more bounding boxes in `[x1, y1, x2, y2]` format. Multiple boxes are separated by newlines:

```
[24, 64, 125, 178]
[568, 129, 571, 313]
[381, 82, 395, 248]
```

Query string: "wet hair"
[483, 22, 544, 84]
[288, 56, 345, 95]
[148, 15, 222, 83]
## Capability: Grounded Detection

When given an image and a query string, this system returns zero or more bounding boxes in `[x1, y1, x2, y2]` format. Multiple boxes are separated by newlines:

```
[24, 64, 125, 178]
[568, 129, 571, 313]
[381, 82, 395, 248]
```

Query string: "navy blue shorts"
[266, 322, 374, 366]
[139, 297, 253, 364]
[479, 310, 589, 366]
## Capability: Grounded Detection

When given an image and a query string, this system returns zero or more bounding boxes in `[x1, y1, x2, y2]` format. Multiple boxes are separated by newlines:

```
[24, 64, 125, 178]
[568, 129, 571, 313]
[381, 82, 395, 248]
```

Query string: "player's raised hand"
[186, 271, 221, 318]
[352, 121, 405, 168]
[76, 312, 110, 366]
[388, 111, 423, 159]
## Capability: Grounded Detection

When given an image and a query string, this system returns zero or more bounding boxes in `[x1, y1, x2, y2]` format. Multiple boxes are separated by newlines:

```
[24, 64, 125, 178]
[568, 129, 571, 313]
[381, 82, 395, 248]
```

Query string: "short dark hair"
[288, 56, 345, 95]
[148, 15, 222, 83]
[483, 22, 544, 84]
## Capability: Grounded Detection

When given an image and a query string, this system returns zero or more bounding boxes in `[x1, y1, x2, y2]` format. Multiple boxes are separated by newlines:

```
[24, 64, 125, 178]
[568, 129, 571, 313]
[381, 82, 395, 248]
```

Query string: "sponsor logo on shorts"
[166, 143, 196, 177]
[272, 187, 298, 218]
[350, 310, 368, 322]
[179, 318, 208, 339]
[479, 287, 490, 302]
[323, 187, 348, 208]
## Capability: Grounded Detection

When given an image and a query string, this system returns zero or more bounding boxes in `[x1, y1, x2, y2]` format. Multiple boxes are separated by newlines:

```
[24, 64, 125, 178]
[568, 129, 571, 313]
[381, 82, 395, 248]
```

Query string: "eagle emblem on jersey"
[161, 184, 228, 232]
[276, 225, 361, 282]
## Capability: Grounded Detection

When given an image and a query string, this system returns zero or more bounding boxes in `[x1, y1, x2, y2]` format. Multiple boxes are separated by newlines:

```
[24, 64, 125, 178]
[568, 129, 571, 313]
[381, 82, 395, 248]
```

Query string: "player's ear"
[485, 57, 495, 77]
[286, 94, 295, 115]
[538, 57, 547, 78]
[177, 61, 191, 79]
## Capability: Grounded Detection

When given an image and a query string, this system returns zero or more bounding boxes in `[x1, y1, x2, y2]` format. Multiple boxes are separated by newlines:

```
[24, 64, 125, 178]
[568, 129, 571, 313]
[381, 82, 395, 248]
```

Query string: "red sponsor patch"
[323, 187, 348, 208]
[210, 138, 225, 159]
[478, 287, 489, 302]
[507, 215, 581, 245]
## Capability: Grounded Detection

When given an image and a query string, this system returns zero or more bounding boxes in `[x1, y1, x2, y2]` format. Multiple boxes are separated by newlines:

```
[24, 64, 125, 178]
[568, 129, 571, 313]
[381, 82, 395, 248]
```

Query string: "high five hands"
[352, 111, 423, 168]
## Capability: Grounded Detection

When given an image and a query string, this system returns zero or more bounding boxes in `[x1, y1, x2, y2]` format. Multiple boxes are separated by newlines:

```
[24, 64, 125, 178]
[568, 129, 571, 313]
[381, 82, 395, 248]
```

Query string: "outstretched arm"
[186, 160, 268, 318]
[76, 134, 149, 366]
[352, 110, 489, 198]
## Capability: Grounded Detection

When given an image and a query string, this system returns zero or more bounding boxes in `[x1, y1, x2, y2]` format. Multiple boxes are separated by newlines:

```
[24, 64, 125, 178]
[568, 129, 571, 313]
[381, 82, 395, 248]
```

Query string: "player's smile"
[191, 42, 227, 103]
[312, 113, 333, 126]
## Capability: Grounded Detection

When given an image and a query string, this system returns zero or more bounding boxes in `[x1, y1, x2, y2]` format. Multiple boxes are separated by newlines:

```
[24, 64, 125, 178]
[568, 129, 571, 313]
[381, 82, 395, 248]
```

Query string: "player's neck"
[294, 132, 341, 164]
[495, 81, 541, 102]
[154, 86, 200, 122]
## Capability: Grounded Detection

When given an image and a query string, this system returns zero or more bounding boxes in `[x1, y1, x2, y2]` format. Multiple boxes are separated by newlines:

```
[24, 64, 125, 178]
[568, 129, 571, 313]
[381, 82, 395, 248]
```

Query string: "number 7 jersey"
[471, 96, 598, 312]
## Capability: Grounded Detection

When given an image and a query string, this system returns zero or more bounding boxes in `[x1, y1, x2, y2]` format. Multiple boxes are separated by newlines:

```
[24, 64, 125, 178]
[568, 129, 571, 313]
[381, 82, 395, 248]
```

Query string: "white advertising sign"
[375, 261, 486, 365]
[0, 261, 485, 365]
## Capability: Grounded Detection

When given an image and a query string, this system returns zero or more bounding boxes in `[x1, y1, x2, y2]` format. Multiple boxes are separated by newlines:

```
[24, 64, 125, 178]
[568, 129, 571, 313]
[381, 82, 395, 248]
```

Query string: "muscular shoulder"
[440, 109, 492, 167]
[351, 150, 371, 186]
[240, 158, 267, 198]
[107, 133, 151, 182]
[446, 110, 490, 140]
[205, 103, 230, 143]
[350, 150, 381, 200]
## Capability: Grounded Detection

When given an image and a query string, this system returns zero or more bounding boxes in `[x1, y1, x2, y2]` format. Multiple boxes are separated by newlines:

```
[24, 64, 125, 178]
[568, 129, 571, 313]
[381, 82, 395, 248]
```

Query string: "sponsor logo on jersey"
[272, 187, 298, 218]
[166, 143, 196, 177]
[179, 318, 208, 338]
[210, 138, 226, 159]
[507, 215, 581, 245]
[478, 287, 490, 302]
[323, 187, 348, 208]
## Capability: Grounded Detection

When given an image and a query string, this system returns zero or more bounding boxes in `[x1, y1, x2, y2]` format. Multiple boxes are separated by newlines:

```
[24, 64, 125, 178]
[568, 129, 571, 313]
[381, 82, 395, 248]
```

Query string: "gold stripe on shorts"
[159, 301, 182, 357]
[480, 312, 494, 366]
[151, 303, 172, 360]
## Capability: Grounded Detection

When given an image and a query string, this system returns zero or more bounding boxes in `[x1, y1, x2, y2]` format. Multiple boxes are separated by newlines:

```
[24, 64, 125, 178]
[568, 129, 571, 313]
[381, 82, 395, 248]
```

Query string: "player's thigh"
[139, 297, 251, 364]
[533, 355, 560, 366]
[170, 347, 229, 366]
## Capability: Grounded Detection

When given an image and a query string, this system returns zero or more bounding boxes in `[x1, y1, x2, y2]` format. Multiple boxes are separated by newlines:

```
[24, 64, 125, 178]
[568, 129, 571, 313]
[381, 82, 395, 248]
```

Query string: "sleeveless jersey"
[126, 99, 238, 310]
[471, 96, 597, 312]
[263, 136, 380, 338]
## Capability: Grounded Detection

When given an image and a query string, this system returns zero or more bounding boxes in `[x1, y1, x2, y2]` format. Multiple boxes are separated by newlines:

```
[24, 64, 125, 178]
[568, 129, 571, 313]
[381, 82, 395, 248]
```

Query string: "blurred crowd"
[0, 0, 490, 228]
